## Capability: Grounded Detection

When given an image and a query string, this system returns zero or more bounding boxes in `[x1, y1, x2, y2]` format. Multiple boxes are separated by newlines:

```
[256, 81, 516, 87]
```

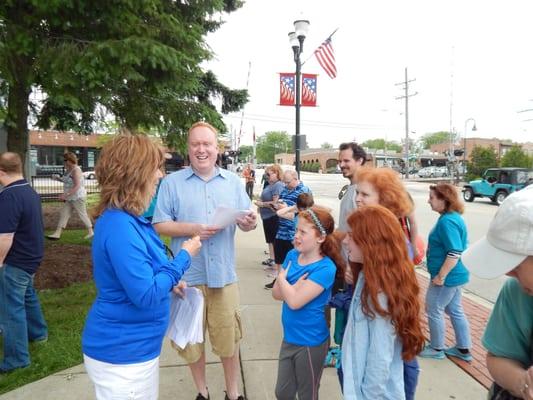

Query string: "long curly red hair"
[347, 205, 425, 360]
[356, 167, 413, 217]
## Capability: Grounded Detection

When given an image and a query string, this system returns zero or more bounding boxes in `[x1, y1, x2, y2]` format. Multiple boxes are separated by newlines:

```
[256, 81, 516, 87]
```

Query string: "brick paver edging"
[417, 274, 493, 389]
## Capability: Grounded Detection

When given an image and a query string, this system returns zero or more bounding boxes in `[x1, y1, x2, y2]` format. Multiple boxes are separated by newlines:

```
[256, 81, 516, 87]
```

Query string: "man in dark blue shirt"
[0, 152, 48, 373]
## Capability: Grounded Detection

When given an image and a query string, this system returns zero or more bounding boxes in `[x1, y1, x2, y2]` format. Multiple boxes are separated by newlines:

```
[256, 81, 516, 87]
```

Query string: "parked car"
[417, 166, 445, 178]
[462, 167, 533, 205]
[82, 170, 96, 179]
[435, 166, 449, 177]
[35, 164, 64, 176]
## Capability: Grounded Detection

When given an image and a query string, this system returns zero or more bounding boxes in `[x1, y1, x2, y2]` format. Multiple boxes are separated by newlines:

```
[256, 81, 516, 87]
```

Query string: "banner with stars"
[301, 73, 318, 107]
[279, 73, 295, 106]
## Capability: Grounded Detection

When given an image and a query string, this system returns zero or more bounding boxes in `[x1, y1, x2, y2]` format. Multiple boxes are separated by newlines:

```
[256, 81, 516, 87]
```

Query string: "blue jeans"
[0, 264, 48, 371]
[404, 358, 420, 400]
[425, 283, 471, 350]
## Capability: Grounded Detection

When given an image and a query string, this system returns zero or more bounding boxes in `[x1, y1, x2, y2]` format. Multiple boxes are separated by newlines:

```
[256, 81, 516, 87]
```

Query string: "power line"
[225, 113, 401, 130]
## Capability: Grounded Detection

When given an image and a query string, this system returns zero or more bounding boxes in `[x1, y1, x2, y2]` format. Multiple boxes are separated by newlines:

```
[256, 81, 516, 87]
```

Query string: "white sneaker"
[84, 232, 94, 240]
[46, 232, 61, 240]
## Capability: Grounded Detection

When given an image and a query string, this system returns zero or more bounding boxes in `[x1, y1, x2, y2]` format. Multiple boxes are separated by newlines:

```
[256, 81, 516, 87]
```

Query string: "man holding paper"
[154, 121, 256, 400]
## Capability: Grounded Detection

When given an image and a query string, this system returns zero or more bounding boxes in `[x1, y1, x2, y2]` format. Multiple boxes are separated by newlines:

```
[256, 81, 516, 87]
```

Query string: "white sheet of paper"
[210, 206, 251, 229]
[166, 288, 204, 349]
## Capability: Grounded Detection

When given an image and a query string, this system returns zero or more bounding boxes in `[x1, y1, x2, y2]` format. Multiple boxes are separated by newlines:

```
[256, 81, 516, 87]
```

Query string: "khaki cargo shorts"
[171, 282, 242, 364]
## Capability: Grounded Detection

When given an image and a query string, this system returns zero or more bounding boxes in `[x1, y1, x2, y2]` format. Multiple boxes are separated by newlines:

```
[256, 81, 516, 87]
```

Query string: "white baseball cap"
[462, 185, 533, 279]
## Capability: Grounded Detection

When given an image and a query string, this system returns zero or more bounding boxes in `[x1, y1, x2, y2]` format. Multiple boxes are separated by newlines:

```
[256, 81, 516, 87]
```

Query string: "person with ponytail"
[342, 205, 425, 400]
[272, 206, 343, 400]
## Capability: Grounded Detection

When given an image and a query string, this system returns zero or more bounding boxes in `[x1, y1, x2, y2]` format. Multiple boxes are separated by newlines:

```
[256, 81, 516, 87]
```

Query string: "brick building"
[430, 137, 515, 161]
[29, 130, 102, 173]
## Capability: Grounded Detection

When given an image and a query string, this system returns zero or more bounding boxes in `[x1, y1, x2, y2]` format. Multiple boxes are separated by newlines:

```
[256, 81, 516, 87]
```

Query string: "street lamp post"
[463, 118, 477, 175]
[289, 19, 309, 178]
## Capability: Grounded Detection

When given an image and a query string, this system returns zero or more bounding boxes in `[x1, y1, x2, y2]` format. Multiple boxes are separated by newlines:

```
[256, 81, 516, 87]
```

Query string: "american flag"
[314, 38, 337, 79]
[279, 73, 295, 106]
[302, 74, 317, 107]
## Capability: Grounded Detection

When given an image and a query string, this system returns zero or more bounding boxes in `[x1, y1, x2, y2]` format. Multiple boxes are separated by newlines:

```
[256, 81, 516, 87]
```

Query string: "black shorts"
[274, 238, 294, 265]
[262, 216, 279, 244]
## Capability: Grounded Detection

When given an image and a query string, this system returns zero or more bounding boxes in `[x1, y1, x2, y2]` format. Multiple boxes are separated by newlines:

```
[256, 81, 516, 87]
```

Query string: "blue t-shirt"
[427, 211, 469, 286]
[0, 179, 44, 273]
[276, 182, 310, 241]
[82, 209, 191, 364]
[281, 249, 336, 346]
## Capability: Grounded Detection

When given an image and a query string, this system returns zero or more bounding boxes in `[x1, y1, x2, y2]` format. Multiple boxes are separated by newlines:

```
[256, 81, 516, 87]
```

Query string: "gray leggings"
[275, 339, 329, 400]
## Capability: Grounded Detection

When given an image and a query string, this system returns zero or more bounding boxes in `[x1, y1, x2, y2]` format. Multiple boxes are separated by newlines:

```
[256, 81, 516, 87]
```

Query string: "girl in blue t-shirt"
[272, 206, 344, 400]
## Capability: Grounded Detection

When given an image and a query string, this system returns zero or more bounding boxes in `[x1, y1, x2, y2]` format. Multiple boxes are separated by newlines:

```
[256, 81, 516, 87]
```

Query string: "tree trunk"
[5, 80, 31, 175]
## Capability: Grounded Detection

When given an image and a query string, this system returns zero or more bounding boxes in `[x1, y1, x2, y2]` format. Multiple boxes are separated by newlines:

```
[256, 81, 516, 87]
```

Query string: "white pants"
[58, 198, 92, 229]
[84, 354, 159, 400]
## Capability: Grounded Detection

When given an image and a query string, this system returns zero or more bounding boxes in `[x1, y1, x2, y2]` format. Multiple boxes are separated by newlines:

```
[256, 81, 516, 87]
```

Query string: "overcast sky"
[205, 0, 533, 149]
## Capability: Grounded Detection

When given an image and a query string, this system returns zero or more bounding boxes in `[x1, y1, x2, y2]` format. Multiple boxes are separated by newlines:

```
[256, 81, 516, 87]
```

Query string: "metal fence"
[31, 176, 100, 201]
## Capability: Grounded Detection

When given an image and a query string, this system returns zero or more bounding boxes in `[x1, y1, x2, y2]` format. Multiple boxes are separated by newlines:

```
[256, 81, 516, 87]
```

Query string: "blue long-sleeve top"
[82, 209, 191, 364]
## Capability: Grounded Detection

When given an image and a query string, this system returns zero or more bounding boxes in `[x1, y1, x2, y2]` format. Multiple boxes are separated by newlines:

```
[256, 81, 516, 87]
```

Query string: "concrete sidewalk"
[0, 224, 488, 400]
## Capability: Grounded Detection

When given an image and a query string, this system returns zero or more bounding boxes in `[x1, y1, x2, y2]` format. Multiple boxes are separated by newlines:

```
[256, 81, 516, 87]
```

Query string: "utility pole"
[395, 68, 418, 179]
[252, 126, 256, 165]
[237, 61, 252, 152]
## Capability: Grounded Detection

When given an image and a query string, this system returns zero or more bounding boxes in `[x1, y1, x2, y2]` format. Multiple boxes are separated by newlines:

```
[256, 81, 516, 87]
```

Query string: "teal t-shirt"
[281, 249, 336, 346]
[426, 211, 469, 286]
[143, 180, 162, 219]
[482, 278, 533, 368]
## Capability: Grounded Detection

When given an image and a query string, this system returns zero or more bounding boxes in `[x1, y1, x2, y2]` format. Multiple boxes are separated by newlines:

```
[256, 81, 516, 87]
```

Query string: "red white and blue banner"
[279, 73, 295, 106]
[301, 73, 317, 107]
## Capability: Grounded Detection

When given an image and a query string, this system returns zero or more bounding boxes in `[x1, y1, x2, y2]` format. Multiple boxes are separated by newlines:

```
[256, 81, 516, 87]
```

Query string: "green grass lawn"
[46, 228, 94, 245]
[0, 226, 172, 394]
[0, 230, 95, 395]
[0, 282, 96, 395]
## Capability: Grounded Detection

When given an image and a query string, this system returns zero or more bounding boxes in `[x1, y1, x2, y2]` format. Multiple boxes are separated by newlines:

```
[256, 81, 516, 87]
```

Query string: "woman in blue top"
[82, 135, 201, 400]
[419, 183, 472, 362]
[272, 206, 344, 400]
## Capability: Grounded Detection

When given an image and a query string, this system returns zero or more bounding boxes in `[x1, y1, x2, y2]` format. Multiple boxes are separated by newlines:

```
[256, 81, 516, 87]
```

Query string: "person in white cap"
[462, 185, 533, 400]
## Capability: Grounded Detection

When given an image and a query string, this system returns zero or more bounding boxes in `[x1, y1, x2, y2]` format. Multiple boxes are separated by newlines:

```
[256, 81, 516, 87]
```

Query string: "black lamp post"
[289, 19, 309, 178]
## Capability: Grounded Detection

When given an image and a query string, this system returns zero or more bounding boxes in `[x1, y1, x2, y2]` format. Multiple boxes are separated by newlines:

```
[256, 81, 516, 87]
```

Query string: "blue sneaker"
[444, 346, 473, 362]
[418, 345, 445, 359]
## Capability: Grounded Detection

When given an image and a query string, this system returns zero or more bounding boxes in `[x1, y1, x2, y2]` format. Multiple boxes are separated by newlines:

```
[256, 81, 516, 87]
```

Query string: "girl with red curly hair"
[342, 205, 425, 399]
[355, 167, 425, 265]
[353, 167, 424, 399]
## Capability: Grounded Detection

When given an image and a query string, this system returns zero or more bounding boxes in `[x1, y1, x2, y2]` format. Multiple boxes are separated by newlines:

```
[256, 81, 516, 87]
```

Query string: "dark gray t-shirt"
[259, 181, 285, 219]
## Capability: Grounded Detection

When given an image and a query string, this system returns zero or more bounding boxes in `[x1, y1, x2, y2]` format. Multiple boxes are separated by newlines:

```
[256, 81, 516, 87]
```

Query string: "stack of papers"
[211, 206, 252, 228]
[166, 287, 204, 349]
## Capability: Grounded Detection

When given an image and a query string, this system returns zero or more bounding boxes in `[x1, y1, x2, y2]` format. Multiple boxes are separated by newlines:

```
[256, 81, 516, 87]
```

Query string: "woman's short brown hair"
[430, 183, 464, 214]
[92, 135, 163, 218]
[63, 152, 78, 165]
[266, 164, 283, 181]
